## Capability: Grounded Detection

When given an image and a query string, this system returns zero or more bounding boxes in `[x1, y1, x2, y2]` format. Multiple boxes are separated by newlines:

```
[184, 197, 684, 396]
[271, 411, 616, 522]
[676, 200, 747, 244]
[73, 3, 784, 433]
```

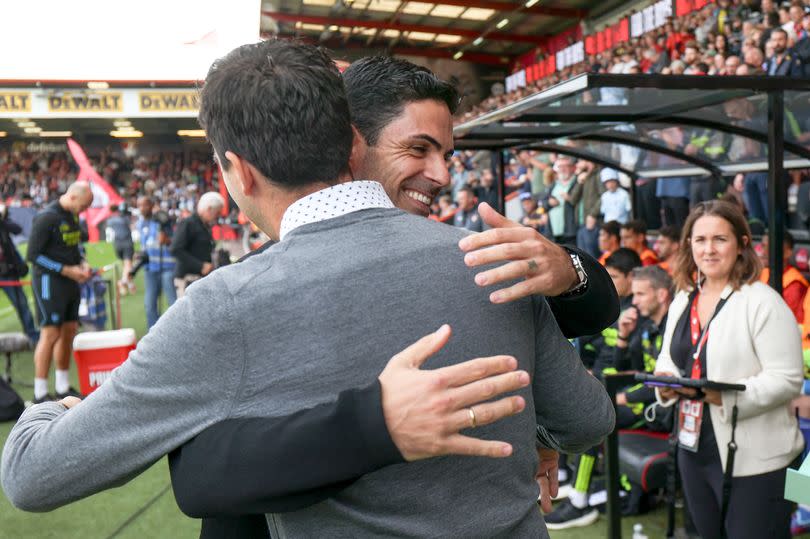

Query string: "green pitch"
[0, 242, 782, 539]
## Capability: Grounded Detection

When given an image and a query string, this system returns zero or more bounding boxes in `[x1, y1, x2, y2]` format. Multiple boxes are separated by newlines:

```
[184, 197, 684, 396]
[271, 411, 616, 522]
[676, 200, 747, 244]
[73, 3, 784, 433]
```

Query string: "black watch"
[558, 248, 588, 297]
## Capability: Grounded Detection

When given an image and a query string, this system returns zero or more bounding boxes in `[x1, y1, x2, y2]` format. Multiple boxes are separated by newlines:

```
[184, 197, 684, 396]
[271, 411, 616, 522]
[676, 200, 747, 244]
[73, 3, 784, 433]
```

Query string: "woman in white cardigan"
[655, 200, 804, 539]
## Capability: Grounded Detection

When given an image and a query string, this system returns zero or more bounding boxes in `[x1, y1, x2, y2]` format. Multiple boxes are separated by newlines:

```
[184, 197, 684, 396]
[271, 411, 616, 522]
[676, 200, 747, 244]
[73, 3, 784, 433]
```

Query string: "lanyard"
[688, 290, 732, 380]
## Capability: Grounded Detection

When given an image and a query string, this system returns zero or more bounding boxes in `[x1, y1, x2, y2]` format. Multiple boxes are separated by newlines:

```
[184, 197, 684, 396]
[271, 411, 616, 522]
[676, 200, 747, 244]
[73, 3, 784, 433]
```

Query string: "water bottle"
[632, 523, 648, 539]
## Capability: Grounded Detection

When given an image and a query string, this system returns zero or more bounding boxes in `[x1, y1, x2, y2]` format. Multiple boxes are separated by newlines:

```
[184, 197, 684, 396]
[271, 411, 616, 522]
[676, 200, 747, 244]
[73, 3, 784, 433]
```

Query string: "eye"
[411, 146, 428, 155]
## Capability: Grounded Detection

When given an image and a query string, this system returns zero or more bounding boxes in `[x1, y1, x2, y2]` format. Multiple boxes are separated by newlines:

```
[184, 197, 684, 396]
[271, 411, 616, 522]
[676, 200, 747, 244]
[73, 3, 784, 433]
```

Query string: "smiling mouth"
[405, 189, 433, 205]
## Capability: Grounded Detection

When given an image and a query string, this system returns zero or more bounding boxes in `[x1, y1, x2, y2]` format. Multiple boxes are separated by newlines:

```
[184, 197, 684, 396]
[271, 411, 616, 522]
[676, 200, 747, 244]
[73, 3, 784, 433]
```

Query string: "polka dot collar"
[279, 180, 395, 241]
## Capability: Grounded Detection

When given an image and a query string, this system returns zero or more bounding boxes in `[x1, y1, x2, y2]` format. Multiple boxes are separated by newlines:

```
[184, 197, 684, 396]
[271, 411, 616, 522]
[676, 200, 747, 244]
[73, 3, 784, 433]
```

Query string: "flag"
[67, 138, 124, 242]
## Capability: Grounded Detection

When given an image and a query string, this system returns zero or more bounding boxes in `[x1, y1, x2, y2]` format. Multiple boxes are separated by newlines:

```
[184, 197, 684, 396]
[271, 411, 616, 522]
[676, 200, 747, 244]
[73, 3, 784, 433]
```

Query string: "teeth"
[406, 190, 431, 205]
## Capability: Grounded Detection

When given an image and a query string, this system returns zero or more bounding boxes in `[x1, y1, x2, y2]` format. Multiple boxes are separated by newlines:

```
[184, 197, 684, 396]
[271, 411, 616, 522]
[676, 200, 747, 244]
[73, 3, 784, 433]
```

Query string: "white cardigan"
[656, 281, 804, 477]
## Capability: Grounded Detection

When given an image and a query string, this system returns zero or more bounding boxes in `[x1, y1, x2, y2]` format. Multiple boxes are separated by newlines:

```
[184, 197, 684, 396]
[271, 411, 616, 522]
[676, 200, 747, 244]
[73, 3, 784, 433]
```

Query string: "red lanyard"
[689, 292, 708, 380]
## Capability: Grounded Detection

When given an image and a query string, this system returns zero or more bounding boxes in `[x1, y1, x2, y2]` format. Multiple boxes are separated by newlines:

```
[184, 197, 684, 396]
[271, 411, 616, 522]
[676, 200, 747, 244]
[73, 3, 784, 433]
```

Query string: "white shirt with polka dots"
[279, 180, 395, 241]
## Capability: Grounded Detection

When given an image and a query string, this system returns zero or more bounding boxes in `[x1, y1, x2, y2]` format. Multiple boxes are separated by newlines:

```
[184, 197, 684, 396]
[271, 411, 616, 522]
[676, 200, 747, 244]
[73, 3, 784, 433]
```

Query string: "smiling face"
[353, 100, 454, 217]
[690, 215, 743, 282]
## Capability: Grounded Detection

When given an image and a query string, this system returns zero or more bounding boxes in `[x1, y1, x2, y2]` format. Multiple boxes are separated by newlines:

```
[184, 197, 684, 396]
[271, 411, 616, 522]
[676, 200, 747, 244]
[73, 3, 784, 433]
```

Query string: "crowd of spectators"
[459, 0, 810, 125]
[0, 147, 222, 223]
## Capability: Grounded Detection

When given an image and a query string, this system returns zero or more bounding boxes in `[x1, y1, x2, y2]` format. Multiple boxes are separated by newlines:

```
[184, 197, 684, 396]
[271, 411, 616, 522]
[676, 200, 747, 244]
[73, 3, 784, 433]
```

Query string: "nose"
[425, 154, 451, 188]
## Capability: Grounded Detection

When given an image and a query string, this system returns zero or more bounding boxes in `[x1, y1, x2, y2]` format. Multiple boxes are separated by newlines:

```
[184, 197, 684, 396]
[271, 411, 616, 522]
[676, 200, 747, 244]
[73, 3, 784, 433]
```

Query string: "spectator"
[170, 191, 223, 298]
[759, 232, 809, 323]
[654, 225, 681, 275]
[764, 28, 804, 75]
[621, 219, 660, 266]
[546, 157, 578, 244]
[569, 160, 603, 229]
[577, 214, 601, 260]
[598, 220, 622, 265]
[453, 186, 483, 232]
[599, 168, 631, 224]
[656, 200, 803, 539]
[475, 169, 499, 210]
[519, 192, 549, 236]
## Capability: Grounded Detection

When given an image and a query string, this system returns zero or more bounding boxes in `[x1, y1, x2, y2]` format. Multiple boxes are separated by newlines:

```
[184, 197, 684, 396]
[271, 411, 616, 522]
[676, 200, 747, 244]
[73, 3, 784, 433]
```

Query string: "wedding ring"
[468, 407, 477, 428]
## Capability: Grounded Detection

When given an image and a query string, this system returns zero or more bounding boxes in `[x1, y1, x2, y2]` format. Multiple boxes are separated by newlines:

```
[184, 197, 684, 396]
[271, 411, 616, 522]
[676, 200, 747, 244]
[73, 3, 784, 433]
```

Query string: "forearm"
[547, 248, 619, 338]
[169, 380, 404, 517]
[533, 297, 615, 453]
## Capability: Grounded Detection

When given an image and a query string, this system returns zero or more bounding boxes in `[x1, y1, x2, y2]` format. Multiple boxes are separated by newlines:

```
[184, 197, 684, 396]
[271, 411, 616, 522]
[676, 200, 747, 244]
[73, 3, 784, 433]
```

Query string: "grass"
[0, 242, 800, 538]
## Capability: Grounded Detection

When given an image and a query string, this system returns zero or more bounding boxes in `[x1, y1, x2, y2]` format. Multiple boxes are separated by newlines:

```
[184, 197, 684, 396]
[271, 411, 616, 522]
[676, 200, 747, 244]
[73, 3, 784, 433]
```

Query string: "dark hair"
[457, 186, 475, 197]
[621, 219, 647, 235]
[605, 247, 643, 275]
[601, 220, 621, 239]
[659, 225, 681, 242]
[342, 56, 460, 146]
[772, 27, 789, 39]
[673, 200, 761, 291]
[785, 230, 795, 249]
[198, 39, 352, 189]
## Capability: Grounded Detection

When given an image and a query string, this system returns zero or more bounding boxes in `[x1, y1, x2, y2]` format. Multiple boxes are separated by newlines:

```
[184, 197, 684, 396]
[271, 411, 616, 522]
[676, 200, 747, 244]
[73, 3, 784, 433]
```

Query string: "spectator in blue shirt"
[599, 168, 631, 224]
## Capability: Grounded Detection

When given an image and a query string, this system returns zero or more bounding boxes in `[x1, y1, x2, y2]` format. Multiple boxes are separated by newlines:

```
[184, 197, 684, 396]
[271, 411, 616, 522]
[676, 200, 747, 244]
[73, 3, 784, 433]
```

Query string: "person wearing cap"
[170, 191, 224, 298]
[599, 168, 631, 224]
[519, 192, 549, 236]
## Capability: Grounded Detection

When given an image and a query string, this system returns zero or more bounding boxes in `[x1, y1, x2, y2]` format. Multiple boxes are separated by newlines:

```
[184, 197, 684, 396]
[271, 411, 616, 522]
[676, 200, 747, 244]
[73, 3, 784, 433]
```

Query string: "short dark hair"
[342, 56, 460, 146]
[621, 219, 647, 235]
[605, 247, 643, 275]
[772, 28, 789, 38]
[601, 220, 621, 239]
[198, 39, 352, 189]
[659, 225, 680, 242]
[457, 186, 475, 197]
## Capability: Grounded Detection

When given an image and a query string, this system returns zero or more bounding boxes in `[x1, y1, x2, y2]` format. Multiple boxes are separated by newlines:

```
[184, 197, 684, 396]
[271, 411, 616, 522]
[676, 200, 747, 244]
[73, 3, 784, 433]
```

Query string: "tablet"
[634, 373, 746, 392]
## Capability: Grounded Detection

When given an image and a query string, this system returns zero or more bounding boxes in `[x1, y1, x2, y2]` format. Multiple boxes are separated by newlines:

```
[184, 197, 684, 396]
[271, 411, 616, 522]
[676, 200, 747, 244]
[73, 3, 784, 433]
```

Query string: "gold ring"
[527, 259, 539, 275]
[468, 407, 477, 428]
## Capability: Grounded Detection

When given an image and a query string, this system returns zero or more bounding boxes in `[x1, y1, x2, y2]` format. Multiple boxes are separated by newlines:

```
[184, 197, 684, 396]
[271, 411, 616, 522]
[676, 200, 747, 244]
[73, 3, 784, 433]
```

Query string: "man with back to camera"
[26, 182, 93, 403]
[169, 54, 621, 536]
[2, 40, 614, 538]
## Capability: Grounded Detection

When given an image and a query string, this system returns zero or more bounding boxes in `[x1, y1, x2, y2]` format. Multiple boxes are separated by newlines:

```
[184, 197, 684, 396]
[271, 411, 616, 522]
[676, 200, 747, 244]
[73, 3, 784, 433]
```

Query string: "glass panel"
[785, 91, 810, 147]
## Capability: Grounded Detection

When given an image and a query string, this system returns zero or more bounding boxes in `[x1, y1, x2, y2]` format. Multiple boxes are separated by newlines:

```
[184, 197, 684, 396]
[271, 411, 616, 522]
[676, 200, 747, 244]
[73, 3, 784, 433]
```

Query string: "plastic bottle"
[632, 523, 648, 539]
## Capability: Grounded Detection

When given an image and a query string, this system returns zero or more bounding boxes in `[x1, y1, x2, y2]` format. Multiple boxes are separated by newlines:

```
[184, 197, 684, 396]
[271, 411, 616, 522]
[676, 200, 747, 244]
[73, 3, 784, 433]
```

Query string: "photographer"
[136, 196, 177, 330]
[0, 205, 38, 343]
[170, 192, 223, 298]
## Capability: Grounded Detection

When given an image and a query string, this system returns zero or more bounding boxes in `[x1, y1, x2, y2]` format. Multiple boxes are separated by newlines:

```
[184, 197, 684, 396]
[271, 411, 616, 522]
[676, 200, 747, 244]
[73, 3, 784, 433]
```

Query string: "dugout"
[454, 73, 810, 538]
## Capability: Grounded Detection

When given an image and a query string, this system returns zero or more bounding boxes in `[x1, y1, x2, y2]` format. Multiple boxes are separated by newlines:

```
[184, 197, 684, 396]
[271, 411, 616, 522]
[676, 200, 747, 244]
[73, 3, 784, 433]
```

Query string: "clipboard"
[634, 373, 746, 392]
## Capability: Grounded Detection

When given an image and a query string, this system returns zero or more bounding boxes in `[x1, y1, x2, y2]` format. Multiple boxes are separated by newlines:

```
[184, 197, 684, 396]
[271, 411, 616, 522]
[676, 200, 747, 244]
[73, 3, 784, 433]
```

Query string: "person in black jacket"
[0, 206, 38, 343]
[169, 192, 223, 297]
[169, 55, 620, 538]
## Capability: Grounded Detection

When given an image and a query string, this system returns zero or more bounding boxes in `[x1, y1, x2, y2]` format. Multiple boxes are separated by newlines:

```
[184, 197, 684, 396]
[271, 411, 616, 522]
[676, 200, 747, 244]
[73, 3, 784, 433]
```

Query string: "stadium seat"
[618, 429, 670, 493]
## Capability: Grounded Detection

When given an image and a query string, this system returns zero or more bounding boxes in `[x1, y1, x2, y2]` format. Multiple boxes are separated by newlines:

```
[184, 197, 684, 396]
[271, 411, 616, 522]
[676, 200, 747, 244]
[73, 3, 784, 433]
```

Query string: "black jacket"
[170, 214, 214, 278]
[169, 244, 618, 539]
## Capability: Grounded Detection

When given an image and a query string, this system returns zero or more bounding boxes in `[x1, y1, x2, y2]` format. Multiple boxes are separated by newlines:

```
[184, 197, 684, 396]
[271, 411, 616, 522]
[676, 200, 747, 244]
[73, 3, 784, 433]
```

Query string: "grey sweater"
[2, 208, 614, 537]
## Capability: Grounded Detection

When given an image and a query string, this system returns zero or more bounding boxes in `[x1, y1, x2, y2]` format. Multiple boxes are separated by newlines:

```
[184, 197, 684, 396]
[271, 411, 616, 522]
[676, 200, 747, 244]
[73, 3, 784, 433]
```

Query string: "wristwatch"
[559, 248, 588, 297]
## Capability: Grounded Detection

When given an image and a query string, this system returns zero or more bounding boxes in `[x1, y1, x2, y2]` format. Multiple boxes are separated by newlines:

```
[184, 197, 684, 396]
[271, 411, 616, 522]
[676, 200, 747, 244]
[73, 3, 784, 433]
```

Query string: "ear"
[348, 125, 367, 177]
[224, 151, 257, 196]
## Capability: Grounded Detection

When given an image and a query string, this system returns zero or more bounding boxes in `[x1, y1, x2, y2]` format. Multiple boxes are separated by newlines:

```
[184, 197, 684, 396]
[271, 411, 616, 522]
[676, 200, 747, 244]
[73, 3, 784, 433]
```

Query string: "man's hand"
[379, 324, 529, 461]
[59, 396, 81, 409]
[617, 307, 638, 340]
[459, 203, 577, 303]
[536, 448, 559, 513]
[201, 262, 213, 276]
[61, 265, 92, 283]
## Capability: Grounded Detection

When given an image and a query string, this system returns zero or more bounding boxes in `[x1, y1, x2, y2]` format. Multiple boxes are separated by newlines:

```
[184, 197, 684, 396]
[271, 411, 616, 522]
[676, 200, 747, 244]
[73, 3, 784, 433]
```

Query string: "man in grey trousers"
[2, 40, 613, 537]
